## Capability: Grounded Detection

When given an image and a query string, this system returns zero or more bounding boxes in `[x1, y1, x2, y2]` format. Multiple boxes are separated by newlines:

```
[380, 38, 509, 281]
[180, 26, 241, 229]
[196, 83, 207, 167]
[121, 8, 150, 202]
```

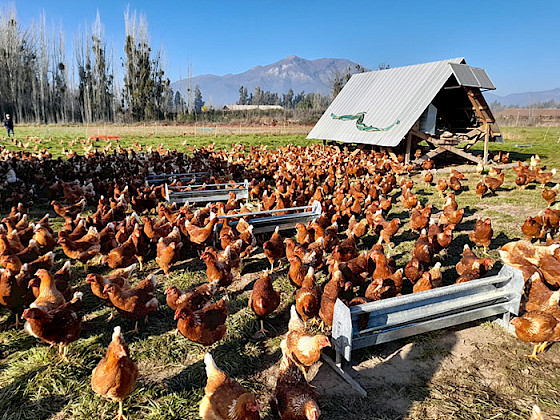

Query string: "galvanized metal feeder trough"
[212, 200, 323, 245]
[325, 264, 524, 396]
[164, 180, 249, 205]
[146, 171, 212, 185]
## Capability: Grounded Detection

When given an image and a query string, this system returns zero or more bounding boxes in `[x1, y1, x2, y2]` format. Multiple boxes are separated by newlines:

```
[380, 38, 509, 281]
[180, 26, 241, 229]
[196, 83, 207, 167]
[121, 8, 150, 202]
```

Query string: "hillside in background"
[485, 88, 560, 107]
[174, 55, 560, 110]
[171, 55, 365, 107]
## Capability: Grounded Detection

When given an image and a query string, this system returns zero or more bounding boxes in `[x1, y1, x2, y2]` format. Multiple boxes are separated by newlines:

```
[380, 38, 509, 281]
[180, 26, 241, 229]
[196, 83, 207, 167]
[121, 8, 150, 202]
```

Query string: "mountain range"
[171, 55, 363, 107]
[484, 88, 560, 107]
[171, 55, 559, 109]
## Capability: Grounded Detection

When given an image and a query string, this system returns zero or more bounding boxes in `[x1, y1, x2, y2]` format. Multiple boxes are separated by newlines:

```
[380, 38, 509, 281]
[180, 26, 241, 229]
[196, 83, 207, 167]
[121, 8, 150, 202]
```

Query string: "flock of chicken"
[0, 142, 558, 419]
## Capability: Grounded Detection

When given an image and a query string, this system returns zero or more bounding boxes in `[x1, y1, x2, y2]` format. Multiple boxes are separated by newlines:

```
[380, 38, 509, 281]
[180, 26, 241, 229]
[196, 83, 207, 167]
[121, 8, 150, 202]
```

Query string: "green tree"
[238, 86, 248, 105]
[174, 90, 185, 113]
[194, 85, 204, 113]
[250, 86, 280, 105]
[282, 89, 294, 108]
[123, 8, 170, 121]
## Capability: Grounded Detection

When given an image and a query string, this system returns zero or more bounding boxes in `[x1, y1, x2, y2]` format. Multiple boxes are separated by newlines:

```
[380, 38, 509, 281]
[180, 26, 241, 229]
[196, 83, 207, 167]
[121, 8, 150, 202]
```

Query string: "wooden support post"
[405, 132, 412, 164]
[483, 123, 490, 165]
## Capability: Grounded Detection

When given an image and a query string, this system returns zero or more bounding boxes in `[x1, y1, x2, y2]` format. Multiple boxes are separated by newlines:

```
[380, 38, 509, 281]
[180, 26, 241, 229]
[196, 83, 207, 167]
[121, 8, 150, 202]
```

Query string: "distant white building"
[223, 104, 284, 111]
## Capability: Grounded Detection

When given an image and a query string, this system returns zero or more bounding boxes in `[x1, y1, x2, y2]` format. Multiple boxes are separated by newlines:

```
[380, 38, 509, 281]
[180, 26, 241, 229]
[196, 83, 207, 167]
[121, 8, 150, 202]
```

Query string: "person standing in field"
[3, 113, 14, 138]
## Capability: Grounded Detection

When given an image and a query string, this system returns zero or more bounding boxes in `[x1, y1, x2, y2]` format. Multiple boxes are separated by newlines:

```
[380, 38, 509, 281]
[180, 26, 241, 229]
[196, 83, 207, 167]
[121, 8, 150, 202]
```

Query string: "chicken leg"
[256, 319, 268, 337]
[107, 308, 115, 321]
[10, 313, 21, 329]
[129, 321, 139, 334]
[113, 400, 128, 420]
[58, 343, 69, 362]
[526, 344, 540, 360]
[537, 341, 549, 353]
[308, 317, 321, 328]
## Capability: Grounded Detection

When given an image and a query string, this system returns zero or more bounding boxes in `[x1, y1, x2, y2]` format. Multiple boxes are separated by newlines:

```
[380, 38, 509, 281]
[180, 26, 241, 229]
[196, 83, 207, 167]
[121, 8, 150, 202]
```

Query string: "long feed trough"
[213, 200, 323, 244]
[326, 264, 524, 396]
[146, 171, 212, 185]
[164, 179, 249, 204]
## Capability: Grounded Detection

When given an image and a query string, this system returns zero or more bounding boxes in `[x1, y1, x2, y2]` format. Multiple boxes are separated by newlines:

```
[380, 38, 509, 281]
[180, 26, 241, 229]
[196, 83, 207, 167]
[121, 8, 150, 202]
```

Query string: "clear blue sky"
[8, 0, 560, 96]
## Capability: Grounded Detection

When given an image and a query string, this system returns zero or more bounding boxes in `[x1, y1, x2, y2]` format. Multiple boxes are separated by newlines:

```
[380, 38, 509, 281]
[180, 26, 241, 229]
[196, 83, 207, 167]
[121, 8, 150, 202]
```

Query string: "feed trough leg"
[321, 353, 367, 397]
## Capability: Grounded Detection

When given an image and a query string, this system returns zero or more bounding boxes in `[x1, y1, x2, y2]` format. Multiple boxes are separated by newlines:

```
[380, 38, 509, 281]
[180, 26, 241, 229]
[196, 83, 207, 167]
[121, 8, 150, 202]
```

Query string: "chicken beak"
[114, 344, 127, 358]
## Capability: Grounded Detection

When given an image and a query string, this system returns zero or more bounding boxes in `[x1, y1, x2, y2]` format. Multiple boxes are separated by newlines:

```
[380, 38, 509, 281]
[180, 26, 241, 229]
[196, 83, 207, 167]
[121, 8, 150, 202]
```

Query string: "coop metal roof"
[307, 57, 487, 147]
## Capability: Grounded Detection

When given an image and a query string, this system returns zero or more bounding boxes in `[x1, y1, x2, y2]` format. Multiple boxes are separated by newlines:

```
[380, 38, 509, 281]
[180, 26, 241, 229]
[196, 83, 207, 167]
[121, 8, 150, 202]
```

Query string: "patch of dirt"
[138, 359, 185, 384]
[481, 203, 536, 220]
[431, 162, 515, 174]
[312, 322, 560, 419]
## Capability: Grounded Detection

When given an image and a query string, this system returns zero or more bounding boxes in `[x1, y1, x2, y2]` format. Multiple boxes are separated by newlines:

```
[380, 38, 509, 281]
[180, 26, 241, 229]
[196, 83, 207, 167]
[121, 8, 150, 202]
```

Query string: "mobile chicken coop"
[307, 58, 502, 165]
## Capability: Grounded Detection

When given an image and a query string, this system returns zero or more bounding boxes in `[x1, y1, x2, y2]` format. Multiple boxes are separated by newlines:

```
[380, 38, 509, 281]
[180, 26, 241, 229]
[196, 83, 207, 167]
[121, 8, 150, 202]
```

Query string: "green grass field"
[1, 125, 560, 419]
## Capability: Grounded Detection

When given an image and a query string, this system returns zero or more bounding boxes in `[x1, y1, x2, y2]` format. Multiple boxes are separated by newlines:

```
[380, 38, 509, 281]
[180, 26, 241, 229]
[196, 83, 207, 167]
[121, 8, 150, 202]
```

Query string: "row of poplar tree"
[0, 7, 188, 124]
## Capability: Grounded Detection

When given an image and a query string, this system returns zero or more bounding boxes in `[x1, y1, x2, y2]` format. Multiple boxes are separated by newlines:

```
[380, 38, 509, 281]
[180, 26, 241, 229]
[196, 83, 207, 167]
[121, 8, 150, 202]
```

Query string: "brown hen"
[91, 326, 138, 420]
[263, 226, 286, 271]
[249, 269, 280, 335]
[200, 352, 260, 420]
[468, 217, 493, 252]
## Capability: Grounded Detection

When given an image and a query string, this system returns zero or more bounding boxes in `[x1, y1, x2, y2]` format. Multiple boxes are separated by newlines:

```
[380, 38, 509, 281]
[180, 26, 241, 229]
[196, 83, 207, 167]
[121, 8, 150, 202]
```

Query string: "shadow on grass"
[491, 232, 512, 251]
[163, 313, 287, 396]
[457, 216, 477, 233]
[172, 256, 205, 273]
[505, 150, 536, 163]
[0, 369, 69, 420]
[392, 228, 417, 247]
[0, 331, 37, 355]
[453, 185, 469, 195]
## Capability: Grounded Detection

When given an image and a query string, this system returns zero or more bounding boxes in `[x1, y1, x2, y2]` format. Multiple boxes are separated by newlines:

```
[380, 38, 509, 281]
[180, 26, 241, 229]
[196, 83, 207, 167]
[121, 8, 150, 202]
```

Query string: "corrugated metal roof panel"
[307, 57, 466, 147]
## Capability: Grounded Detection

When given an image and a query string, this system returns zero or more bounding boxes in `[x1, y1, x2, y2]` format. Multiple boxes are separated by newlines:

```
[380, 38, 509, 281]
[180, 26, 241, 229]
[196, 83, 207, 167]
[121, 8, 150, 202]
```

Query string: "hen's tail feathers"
[112, 326, 122, 342]
[288, 305, 305, 332]
[530, 405, 543, 420]
[204, 352, 220, 378]
[146, 297, 158, 311]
